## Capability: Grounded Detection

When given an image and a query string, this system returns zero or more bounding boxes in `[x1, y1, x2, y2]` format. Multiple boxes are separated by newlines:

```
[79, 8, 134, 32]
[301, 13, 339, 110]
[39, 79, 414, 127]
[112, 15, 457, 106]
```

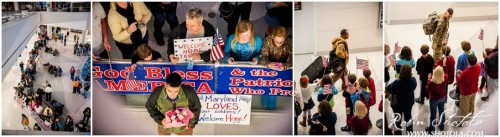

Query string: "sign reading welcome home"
[174, 37, 213, 63]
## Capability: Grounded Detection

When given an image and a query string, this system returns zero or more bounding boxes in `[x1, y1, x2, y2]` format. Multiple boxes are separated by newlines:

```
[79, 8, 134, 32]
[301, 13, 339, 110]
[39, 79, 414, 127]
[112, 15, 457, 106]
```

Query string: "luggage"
[301, 57, 328, 83]
[423, 11, 439, 41]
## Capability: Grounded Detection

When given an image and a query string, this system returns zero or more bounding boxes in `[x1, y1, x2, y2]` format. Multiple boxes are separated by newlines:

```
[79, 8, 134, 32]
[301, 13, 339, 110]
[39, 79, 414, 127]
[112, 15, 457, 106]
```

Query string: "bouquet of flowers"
[162, 108, 194, 128]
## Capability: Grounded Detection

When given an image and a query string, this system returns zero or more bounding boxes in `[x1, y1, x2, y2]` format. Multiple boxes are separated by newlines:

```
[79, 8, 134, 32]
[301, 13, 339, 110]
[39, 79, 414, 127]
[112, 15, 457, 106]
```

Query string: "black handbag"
[219, 2, 236, 22]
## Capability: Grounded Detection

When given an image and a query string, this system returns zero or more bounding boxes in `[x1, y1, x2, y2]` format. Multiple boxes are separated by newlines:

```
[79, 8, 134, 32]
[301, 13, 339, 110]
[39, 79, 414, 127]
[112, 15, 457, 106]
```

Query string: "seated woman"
[130, 43, 163, 70]
[260, 26, 292, 71]
[224, 20, 263, 65]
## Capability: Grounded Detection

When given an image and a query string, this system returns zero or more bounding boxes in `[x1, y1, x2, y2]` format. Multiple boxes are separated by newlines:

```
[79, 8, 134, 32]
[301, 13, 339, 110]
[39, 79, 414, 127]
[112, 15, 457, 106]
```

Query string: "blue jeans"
[152, 7, 178, 43]
[429, 97, 445, 132]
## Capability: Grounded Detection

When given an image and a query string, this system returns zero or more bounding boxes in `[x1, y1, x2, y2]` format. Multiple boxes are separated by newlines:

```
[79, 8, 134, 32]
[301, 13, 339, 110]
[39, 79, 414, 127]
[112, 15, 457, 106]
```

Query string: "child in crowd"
[349, 100, 369, 135]
[299, 75, 319, 127]
[363, 69, 376, 128]
[308, 100, 337, 135]
[457, 55, 481, 121]
[318, 75, 337, 102]
[396, 46, 415, 78]
[479, 48, 493, 101]
[434, 46, 455, 103]
[415, 44, 434, 104]
[455, 41, 474, 106]
[385, 44, 391, 86]
[341, 74, 358, 131]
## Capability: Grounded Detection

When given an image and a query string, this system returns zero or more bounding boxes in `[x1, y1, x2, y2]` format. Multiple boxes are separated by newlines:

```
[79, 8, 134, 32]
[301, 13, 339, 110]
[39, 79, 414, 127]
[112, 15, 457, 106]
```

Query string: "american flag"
[323, 84, 332, 95]
[479, 28, 484, 40]
[210, 29, 225, 61]
[356, 59, 369, 70]
[394, 42, 401, 54]
[344, 73, 351, 86]
[125, 71, 140, 91]
[321, 56, 328, 68]
[388, 54, 397, 66]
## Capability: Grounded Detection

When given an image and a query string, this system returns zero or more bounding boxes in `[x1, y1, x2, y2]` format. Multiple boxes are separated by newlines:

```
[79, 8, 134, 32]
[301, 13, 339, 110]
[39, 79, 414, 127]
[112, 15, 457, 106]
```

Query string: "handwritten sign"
[217, 66, 293, 96]
[198, 94, 252, 125]
[174, 37, 213, 63]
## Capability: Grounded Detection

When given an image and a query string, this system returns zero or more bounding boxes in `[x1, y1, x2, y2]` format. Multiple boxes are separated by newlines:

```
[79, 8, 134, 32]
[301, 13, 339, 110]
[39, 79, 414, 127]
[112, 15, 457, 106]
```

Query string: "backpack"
[328, 39, 347, 73]
[423, 11, 439, 41]
[219, 2, 236, 22]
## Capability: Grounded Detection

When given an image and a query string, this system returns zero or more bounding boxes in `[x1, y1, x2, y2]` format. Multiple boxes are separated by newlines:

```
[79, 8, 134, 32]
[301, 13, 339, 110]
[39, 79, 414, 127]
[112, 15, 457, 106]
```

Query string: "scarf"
[115, 3, 143, 45]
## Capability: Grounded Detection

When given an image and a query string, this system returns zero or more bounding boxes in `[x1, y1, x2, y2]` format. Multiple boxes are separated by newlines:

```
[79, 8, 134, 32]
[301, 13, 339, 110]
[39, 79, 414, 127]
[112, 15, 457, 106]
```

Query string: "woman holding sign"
[224, 20, 263, 65]
[108, 2, 151, 59]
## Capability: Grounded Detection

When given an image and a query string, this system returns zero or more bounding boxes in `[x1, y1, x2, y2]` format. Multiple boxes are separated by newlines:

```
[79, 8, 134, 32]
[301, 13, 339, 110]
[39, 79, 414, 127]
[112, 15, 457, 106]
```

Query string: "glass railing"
[2, 11, 36, 24]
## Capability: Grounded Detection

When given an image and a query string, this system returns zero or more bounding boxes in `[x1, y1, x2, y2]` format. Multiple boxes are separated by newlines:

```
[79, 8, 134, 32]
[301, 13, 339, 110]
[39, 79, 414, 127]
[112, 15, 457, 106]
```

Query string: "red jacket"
[426, 75, 448, 100]
[435, 56, 455, 85]
[457, 64, 481, 96]
[368, 77, 376, 106]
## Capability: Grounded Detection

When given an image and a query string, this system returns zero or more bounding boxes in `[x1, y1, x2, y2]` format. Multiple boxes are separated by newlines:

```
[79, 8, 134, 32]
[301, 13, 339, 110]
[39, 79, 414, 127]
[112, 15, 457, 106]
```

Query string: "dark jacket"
[386, 77, 417, 109]
[416, 55, 434, 80]
[308, 112, 336, 135]
[131, 50, 163, 64]
[167, 20, 216, 62]
[145, 85, 201, 128]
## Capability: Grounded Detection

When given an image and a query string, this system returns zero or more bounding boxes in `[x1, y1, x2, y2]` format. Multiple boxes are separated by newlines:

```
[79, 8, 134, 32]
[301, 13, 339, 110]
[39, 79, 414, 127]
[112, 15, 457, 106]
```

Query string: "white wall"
[294, 2, 315, 54]
[313, 2, 382, 55]
[40, 12, 91, 31]
[386, 2, 498, 24]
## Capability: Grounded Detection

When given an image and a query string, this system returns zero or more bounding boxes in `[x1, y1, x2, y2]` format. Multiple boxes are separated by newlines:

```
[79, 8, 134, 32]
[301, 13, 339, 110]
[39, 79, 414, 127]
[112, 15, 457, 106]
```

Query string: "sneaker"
[341, 125, 351, 131]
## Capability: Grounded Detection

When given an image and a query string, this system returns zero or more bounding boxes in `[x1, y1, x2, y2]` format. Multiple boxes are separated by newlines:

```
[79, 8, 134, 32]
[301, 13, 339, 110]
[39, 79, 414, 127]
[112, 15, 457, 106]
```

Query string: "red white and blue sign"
[92, 62, 292, 96]
[93, 62, 216, 94]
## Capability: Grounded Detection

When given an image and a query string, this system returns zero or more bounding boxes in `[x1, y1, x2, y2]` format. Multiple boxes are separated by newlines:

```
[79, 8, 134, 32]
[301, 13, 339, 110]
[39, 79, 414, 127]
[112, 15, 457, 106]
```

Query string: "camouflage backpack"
[423, 11, 439, 41]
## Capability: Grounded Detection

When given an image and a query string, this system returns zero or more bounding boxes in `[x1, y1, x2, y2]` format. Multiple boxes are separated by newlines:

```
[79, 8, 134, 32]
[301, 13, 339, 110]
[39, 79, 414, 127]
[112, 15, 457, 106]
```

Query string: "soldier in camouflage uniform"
[332, 29, 350, 90]
[432, 8, 453, 62]
[260, 26, 293, 71]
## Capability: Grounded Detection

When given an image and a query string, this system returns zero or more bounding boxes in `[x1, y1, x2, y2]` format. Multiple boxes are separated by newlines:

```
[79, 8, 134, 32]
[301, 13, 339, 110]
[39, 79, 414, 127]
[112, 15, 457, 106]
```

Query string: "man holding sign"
[167, 8, 217, 63]
[146, 73, 202, 135]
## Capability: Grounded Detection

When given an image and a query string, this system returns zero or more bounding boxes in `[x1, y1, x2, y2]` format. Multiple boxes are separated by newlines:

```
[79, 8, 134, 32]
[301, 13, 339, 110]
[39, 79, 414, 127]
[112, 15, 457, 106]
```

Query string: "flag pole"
[481, 28, 484, 51]
[356, 56, 358, 77]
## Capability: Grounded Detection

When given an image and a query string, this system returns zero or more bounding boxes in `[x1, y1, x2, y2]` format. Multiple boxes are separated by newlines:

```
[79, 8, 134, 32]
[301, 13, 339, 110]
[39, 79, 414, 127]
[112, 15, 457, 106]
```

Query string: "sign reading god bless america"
[174, 37, 213, 63]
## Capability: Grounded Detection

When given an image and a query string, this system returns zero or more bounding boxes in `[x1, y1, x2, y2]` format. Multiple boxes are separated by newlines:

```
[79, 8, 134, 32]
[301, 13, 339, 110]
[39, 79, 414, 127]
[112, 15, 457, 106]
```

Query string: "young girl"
[396, 46, 415, 78]
[348, 101, 369, 135]
[224, 20, 263, 65]
[318, 75, 338, 102]
[308, 100, 337, 135]
[299, 75, 318, 127]
[385, 44, 391, 85]
[425, 66, 447, 134]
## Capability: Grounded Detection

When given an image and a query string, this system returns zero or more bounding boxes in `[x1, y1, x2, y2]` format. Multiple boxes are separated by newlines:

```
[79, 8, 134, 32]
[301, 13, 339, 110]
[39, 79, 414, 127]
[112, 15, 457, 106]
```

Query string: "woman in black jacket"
[386, 64, 417, 135]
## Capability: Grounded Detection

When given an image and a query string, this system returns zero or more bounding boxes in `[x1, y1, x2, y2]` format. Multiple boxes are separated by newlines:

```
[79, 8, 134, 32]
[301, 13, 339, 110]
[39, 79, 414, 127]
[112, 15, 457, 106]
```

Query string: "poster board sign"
[174, 37, 213, 63]
[216, 66, 293, 96]
[198, 94, 252, 125]
[92, 62, 216, 94]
